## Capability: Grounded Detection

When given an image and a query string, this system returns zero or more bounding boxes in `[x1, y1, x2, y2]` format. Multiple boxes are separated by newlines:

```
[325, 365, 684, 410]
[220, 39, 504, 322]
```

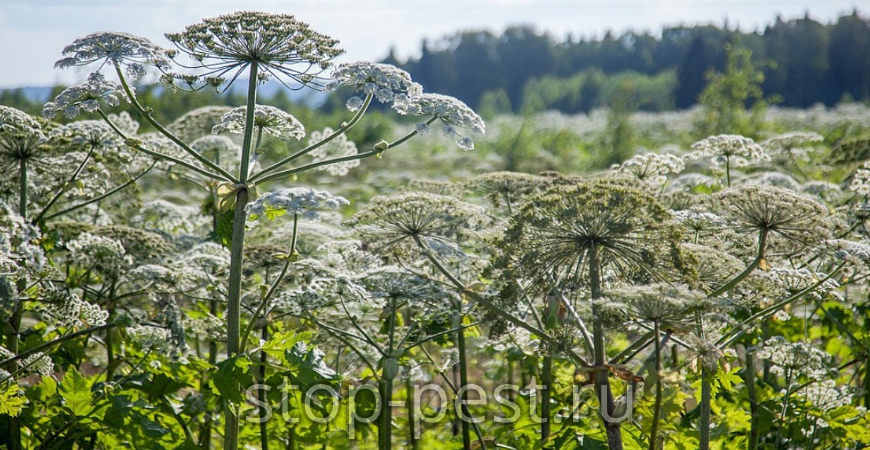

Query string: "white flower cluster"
[755, 336, 831, 380]
[212, 105, 305, 141]
[849, 161, 870, 196]
[126, 325, 172, 352]
[0, 105, 42, 134]
[690, 134, 770, 167]
[180, 242, 230, 276]
[132, 200, 201, 236]
[182, 314, 224, 341]
[66, 232, 133, 277]
[0, 202, 49, 283]
[54, 31, 172, 78]
[311, 240, 381, 274]
[818, 239, 870, 276]
[22, 352, 53, 378]
[0, 347, 53, 379]
[611, 152, 685, 186]
[396, 93, 486, 150]
[246, 187, 349, 221]
[39, 292, 109, 329]
[757, 267, 839, 302]
[797, 379, 853, 412]
[763, 131, 823, 163]
[43, 72, 130, 120]
[306, 127, 359, 176]
[745, 172, 800, 190]
[667, 173, 717, 192]
[327, 61, 422, 111]
[670, 209, 727, 232]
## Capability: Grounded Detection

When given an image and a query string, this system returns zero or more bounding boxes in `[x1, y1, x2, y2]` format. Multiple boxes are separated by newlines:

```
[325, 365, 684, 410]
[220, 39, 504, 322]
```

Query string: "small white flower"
[345, 96, 364, 112]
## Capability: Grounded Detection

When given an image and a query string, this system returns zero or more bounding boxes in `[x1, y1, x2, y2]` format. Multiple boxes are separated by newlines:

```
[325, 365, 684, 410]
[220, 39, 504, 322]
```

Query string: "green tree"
[696, 43, 770, 136]
[829, 11, 870, 102]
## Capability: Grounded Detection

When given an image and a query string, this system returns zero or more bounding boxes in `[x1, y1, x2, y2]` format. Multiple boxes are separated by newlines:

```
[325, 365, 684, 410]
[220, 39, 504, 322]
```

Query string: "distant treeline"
[3, 11, 868, 120]
[378, 10, 870, 114]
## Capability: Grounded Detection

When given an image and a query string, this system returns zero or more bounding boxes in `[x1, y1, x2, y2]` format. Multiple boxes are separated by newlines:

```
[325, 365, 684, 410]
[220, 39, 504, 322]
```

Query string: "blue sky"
[0, 0, 861, 88]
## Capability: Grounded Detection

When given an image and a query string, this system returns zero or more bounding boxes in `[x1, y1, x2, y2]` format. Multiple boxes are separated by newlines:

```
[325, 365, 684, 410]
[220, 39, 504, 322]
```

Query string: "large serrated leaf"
[0, 383, 25, 417]
[60, 367, 93, 417]
[212, 354, 252, 406]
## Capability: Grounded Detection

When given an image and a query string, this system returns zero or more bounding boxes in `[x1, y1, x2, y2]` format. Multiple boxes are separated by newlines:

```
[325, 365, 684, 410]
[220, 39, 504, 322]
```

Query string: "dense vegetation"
[2, 10, 870, 450]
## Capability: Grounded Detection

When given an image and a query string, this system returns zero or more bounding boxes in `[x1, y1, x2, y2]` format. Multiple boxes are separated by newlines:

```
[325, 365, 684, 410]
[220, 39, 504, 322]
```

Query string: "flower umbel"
[164, 11, 344, 90]
[54, 31, 172, 78]
[246, 187, 349, 221]
[212, 105, 305, 140]
[43, 72, 129, 120]
[328, 61, 422, 110]
[396, 93, 485, 150]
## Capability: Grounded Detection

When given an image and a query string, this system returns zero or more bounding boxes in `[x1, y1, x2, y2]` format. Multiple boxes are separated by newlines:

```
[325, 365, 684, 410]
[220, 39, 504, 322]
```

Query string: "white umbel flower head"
[164, 11, 344, 90]
[396, 93, 485, 150]
[611, 152, 685, 186]
[0, 106, 41, 134]
[43, 72, 129, 120]
[212, 105, 305, 140]
[690, 134, 769, 167]
[306, 127, 359, 176]
[54, 31, 172, 78]
[327, 61, 422, 110]
[246, 187, 349, 221]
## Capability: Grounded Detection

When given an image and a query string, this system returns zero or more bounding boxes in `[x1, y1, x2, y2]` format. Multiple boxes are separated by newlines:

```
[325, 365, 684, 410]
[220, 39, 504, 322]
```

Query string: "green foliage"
[696, 43, 772, 137]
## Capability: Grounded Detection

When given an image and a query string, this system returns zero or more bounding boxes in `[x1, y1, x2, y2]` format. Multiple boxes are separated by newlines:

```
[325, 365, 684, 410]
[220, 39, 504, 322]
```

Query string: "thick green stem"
[864, 357, 870, 409]
[456, 313, 472, 450]
[379, 376, 394, 450]
[589, 245, 623, 450]
[406, 377, 419, 450]
[18, 158, 26, 218]
[541, 354, 553, 442]
[746, 349, 759, 450]
[648, 322, 663, 450]
[239, 63, 260, 183]
[259, 326, 270, 450]
[725, 156, 731, 187]
[699, 368, 712, 450]
[224, 59, 260, 450]
[4, 159, 28, 450]
[223, 186, 249, 450]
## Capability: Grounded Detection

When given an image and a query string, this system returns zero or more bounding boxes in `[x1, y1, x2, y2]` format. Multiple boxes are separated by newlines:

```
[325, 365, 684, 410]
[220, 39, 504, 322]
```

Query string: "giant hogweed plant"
[2, 13, 870, 450]
[29, 10, 485, 450]
[338, 141, 870, 450]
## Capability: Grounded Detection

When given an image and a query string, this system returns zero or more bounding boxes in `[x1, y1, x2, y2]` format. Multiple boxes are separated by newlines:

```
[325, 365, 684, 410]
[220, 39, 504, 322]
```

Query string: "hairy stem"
[648, 321, 663, 450]
[589, 245, 623, 450]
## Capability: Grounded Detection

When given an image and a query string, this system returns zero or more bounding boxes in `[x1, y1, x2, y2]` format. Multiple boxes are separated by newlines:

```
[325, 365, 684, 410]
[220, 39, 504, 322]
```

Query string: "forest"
[2, 9, 870, 450]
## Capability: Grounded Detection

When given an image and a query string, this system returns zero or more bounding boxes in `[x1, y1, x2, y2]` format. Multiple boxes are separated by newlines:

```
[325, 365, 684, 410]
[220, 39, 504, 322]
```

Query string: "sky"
[0, 0, 862, 89]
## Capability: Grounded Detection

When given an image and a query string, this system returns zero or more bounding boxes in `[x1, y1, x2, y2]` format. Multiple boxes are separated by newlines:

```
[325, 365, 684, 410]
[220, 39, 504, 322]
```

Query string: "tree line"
[382, 10, 870, 114]
[2, 10, 868, 119]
